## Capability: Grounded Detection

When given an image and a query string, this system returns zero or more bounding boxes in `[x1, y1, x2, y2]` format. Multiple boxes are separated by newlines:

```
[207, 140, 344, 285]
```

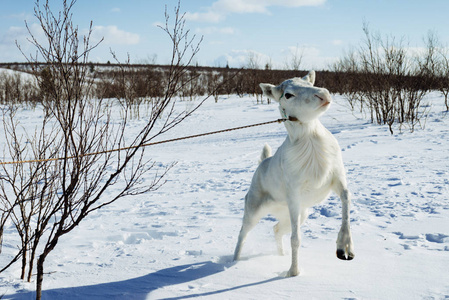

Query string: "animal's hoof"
[277, 250, 285, 256]
[336, 249, 355, 260]
[286, 268, 299, 277]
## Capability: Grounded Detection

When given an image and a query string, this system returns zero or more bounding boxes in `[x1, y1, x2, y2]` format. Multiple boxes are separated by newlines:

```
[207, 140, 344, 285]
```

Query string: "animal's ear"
[302, 70, 316, 86]
[259, 83, 283, 102]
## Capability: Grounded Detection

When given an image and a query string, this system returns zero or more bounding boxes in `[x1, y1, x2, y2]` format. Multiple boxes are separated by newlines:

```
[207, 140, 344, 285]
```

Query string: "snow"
[1, 89, 449, 299]
[0, 68, 36, 82]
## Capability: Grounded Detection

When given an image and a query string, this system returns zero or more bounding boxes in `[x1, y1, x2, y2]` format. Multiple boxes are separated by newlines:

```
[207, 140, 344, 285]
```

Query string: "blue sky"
[1, 0, 449, 69]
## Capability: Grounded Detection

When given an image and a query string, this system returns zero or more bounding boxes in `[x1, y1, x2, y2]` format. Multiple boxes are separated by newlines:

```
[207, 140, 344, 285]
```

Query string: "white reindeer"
[233, 71, 354, 277]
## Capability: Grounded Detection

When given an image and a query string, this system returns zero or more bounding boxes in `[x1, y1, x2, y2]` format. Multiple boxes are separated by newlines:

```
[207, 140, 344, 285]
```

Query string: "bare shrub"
[437, 49, 449, 111]
[333, 23, 438, 133]
[0, 1, 210, 300]
[0, 72, 39, 107]
[284, 45, 305, 71]
[430, 32, 449, 111]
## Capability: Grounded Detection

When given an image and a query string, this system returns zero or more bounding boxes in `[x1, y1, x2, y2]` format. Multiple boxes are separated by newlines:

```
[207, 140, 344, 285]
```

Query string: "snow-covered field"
[1, 84, 449, 299]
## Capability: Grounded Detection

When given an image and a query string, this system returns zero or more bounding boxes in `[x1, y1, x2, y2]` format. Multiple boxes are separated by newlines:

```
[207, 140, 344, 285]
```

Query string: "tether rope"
[0, 118, 287, 166]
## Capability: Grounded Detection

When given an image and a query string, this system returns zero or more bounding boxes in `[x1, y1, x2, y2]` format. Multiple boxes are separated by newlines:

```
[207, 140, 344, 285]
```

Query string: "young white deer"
[233, 71, 354, 277]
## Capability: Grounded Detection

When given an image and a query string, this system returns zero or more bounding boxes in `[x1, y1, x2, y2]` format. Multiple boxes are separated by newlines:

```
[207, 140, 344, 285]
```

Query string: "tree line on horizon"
[1, 50, 449, 133]
[0, 59, 447, 100]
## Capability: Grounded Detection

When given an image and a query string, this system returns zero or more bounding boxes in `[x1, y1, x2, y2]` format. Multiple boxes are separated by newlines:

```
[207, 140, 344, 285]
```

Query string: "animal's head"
[259, 71, 332, 123]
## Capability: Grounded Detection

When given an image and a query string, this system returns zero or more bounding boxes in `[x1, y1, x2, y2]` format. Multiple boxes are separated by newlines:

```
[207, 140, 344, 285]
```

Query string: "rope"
[0, 118, 287, 166]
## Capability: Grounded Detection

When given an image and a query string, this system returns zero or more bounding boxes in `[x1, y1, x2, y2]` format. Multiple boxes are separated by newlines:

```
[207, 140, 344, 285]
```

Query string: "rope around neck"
[0, 118, 288, 166]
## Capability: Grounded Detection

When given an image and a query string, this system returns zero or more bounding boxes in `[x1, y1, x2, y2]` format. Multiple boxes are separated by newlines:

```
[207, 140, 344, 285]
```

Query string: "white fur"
[233, 71, 354, 277]
[258, 143, 272, 164]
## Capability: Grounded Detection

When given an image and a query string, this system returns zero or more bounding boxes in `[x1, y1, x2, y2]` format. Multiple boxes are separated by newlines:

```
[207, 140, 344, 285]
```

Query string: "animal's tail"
[258, 143, 272, 164]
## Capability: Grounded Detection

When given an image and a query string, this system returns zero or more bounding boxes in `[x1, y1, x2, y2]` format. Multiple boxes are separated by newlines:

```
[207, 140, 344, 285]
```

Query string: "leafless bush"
[333, 23, 439, 133]
[0, 1, 210, 300]
[0, 106, 61, 282]
[206, 72, 222, 102]
[429, 32, 449, 112]
[0, 72, 40, 106]
[284, 45, 304, 71]
[437, 50, 449, 111]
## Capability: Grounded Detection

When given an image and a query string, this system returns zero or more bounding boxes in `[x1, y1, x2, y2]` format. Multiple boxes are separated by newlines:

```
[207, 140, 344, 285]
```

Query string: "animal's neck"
[285, 119, 322, 143]
[282, 119, 332, 188]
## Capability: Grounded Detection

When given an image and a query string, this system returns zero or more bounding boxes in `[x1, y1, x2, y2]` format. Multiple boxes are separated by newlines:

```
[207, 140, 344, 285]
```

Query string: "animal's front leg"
[286, 203, 301, 277]
[336, 188, 355, 260]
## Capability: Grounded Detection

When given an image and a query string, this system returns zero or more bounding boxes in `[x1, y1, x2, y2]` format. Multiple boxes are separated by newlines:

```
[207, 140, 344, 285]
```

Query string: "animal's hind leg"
[273, 211, 290, 256]
[233, 212, 262, 261]
[233, 197, 265, 261]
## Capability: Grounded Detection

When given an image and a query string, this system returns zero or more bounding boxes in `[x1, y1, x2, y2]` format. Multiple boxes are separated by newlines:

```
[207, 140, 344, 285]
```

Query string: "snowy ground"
[1, 84, 449, 299]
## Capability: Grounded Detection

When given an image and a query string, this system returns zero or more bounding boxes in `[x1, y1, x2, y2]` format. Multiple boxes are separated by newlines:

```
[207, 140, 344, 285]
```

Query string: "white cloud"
[0, 23, 45, 56]
[212, 45, 337, 70]
[2, 24, 140, 48]
[185, 11, 225, 23]
[332, 39, 343, 46]
[91, 25, 140, 45]
[152, 21, 164, 28]
[0, 26, 26, 45]
[186, 0, 326, 22]
[266, 0, 326, 6]
[298, 46, 338, 69]
[0, 23, 45, 46]
[196, 27, 236, 35]
[212, 0, 269, 14]
[0, 22, 54, 61]
[0, 23, 140, 61]
[214, 49, 271, 68]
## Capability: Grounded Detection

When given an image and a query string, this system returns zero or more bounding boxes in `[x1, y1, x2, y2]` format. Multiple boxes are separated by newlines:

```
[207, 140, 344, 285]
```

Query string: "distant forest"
[1, 48, 449, 134]
[0, 61, 445, 101]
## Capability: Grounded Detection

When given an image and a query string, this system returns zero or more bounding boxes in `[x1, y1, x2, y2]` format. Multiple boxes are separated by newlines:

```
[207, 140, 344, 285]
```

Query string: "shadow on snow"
[5, 258, 282, 299]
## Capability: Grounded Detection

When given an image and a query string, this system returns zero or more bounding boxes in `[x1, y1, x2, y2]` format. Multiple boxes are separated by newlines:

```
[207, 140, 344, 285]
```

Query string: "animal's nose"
[314, 90, 332, 105]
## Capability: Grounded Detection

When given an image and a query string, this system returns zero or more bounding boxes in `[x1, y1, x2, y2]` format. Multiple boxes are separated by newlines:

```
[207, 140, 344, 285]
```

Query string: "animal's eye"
[284, 93, 294, 99]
